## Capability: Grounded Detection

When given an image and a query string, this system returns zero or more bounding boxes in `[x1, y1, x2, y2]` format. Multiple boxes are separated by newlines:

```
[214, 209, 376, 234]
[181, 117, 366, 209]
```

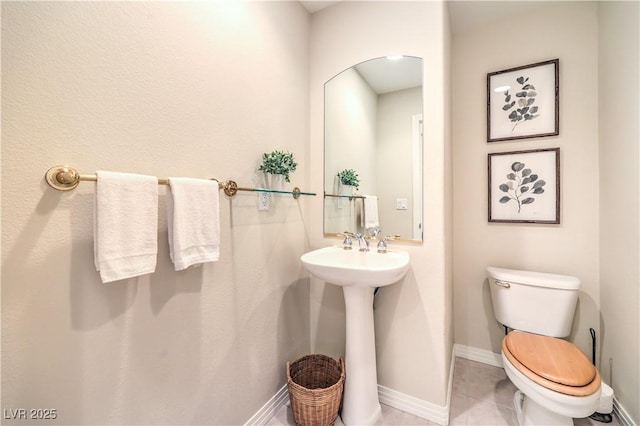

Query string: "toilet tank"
[487, 267, 580, 337]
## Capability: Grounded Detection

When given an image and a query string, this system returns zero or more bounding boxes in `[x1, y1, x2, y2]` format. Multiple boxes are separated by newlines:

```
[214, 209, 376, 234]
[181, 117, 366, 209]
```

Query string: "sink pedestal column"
[341, 285, 381, 425]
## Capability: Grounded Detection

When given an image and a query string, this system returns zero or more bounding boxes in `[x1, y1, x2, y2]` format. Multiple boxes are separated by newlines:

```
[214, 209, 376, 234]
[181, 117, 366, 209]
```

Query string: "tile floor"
[268, 357, 620, 426]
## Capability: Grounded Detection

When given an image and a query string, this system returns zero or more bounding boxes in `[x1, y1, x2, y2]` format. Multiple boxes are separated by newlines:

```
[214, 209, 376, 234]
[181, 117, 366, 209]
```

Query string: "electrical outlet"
[258, 193, 269, 211]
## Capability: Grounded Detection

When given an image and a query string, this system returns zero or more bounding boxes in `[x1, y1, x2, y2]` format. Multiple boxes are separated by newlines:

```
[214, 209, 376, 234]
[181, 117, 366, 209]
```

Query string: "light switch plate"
[396, 198, 408, 210]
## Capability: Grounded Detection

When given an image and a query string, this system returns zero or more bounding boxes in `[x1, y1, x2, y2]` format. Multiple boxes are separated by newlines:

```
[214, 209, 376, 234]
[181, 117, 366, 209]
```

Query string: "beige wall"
[376, 87, 422, 239]
[309, 1, 452, 407]
[324, 67, 377, 234]
[453, 2, 600, 360]
[324, 67, 377, 194]
[453, 1, 639, 422]
[1, 2, 311, 424]
[598, 1, 640, 423]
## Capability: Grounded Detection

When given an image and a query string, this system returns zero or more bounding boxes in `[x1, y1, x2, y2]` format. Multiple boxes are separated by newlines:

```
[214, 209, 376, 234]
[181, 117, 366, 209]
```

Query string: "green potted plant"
[337, 169, 360, 190]
[258, 150, 298, 185]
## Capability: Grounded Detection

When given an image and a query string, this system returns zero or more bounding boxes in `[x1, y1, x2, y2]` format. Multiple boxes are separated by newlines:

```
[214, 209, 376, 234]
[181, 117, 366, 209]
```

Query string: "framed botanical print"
[488, 148, 560, 224]
[487, 59, 559, 142]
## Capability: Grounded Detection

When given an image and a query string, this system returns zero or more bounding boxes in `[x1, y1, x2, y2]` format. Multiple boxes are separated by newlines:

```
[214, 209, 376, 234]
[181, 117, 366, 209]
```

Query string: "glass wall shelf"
[324, 193, 365, 200]
[225, 181, 316, 200]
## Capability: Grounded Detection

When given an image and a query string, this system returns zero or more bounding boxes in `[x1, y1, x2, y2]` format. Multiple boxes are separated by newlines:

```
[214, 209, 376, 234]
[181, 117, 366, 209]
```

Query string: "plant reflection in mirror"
[498, 161, 546, 213]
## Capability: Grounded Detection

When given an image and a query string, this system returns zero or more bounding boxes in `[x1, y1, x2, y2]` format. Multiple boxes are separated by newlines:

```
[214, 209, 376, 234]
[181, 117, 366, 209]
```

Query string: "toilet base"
[514, 390, 574, 426]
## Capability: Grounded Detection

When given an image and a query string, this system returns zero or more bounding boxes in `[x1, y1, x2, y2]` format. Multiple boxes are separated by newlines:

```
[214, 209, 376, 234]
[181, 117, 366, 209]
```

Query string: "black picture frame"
[488, 148, 560, 224]
[487, 59, 559, 142]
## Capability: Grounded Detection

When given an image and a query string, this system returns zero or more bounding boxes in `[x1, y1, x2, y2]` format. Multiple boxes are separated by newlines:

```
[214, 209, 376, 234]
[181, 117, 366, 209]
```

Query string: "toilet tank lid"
[487, 267, 580, 290]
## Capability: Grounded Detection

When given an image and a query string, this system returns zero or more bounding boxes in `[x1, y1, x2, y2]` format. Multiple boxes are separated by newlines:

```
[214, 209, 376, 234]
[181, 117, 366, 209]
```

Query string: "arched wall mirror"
[323, 56, 424, 242]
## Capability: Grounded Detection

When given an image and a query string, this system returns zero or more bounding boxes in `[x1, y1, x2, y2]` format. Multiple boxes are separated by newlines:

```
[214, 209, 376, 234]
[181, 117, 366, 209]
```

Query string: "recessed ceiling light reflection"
[386, 55, 404, 61]
[494, 85, 511, 93]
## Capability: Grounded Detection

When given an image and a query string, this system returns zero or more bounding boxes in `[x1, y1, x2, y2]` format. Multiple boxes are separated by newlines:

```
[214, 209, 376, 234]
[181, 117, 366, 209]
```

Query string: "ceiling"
[299, 1, 548, 36]
[299, 1, 340, 14]
[354, 57, 423, 94]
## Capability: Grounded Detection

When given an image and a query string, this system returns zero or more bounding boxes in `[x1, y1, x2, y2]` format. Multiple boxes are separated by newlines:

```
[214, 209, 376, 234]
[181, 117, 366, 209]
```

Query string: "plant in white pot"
[258, 150, 297, 189]
[337, 169, 360, 195]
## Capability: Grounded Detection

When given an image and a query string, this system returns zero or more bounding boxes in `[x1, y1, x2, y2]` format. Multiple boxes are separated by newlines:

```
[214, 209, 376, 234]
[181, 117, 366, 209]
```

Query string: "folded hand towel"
[363, 195, 379, 229]
[94, 171, 158, 283]
[167, 177, 220, 271]
[356, 196, 364, 228]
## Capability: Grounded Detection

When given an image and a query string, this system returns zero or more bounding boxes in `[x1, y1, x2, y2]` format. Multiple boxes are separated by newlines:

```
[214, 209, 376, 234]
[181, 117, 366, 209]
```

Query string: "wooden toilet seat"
[502, 330, 601, 396]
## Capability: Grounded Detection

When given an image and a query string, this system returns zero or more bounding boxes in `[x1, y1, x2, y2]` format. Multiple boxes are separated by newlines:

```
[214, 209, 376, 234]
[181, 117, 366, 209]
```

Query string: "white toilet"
[487, 267, 601, 426]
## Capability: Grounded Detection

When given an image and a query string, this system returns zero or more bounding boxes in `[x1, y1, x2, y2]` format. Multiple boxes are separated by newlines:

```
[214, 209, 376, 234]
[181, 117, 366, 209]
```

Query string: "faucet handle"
[369, 228, 382, 238]
[342, 234, 353, 250]
[377, 234, 400, 253]
[339, 232, 354, 250]
[376, 237, 387, 253]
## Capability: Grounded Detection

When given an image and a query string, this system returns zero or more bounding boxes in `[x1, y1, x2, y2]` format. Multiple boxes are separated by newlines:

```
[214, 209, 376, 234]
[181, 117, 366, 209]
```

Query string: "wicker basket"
[286, 354, 345, 426]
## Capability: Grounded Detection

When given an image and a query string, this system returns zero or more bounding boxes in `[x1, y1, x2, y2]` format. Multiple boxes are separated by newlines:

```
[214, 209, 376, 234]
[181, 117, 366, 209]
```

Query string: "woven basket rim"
[288, 353, 340, 364]
[286, 355, 345, 393]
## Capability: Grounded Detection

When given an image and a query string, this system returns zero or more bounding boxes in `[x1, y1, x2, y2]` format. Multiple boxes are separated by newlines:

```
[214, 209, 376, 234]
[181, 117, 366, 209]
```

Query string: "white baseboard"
[244, 384, 289, 426]
[614, 396, 637, 426]
[378, 385, 449, 425]
[446, 347, 456, 423]
[246, 382, 449, 426]
[453, 343, 503, 367]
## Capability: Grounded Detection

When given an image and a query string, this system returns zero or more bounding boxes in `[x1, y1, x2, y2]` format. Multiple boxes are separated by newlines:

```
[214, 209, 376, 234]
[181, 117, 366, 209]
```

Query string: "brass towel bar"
[45, 165, 313, 199]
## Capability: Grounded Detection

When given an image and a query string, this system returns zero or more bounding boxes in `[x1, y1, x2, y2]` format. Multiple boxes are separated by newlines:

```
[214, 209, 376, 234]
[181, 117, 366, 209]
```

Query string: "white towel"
[167, 177, 220, 271]
[94, 171, 158, 283]
[363, 195, 379, 229]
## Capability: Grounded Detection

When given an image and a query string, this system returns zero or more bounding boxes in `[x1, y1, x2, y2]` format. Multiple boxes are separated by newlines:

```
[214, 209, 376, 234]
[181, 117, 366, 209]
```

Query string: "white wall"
[309, 0, 452, 408]
[1, 2, 311, 424]
[453, 2, 600, 359]
[598, 1, 640, 423]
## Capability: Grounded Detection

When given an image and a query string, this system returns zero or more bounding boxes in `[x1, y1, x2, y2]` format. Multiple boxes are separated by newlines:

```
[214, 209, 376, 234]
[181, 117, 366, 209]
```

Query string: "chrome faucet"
[354, 233, 369, 252]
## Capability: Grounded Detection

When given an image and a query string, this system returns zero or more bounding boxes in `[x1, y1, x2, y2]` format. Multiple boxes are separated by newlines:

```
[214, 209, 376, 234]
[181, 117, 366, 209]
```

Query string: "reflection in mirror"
[324, 56, 423, 242]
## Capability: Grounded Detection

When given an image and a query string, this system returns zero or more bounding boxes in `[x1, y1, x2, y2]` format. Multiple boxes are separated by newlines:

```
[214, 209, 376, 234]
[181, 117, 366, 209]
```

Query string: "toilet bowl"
[486, 267, 602, 425]
[501, 330, 601, 425]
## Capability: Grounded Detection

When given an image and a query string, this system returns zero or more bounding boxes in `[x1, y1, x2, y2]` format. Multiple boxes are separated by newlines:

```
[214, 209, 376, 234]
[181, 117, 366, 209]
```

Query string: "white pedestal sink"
[300, 246, 410, 425]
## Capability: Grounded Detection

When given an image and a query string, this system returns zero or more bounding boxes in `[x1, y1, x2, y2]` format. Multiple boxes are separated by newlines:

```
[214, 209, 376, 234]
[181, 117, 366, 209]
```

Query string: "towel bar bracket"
[46, 165, 82, 191]
[224, 180, 238, 197]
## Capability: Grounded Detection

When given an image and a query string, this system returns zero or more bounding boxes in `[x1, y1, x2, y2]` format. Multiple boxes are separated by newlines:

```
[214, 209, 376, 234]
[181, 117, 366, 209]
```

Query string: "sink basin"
[300, 246, 410, 287]
[300, 245, 410, 425]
